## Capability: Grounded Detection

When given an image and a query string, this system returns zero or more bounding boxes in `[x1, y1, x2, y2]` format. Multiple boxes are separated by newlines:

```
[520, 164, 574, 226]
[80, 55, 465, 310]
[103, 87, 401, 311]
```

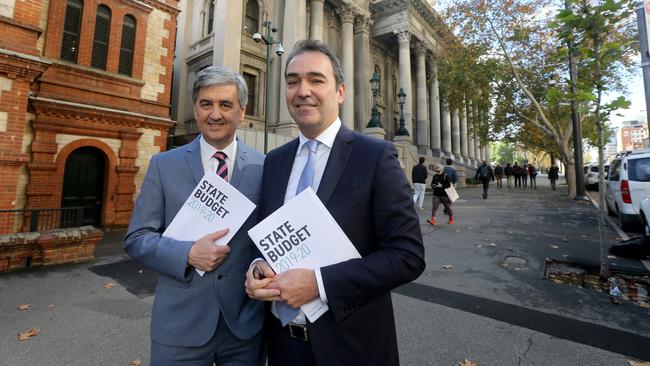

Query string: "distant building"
[0, 0, 179, 230]
[617, 120, 648, 153]
[604, 128, 618, 161]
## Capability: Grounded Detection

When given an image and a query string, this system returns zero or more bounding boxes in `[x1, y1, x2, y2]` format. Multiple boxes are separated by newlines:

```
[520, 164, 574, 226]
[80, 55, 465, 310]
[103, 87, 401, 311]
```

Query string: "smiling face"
[193, 84, 245, 150]
[285, 51, 345, 139]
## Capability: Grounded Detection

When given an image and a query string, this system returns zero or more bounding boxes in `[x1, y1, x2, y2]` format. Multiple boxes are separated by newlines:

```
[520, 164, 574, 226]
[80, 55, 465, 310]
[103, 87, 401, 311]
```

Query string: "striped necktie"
[213, 151, 228, 181]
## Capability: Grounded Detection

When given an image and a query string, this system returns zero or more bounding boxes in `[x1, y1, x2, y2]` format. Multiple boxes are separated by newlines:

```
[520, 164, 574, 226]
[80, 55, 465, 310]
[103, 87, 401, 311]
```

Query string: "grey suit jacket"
[124, 136, 265, 347]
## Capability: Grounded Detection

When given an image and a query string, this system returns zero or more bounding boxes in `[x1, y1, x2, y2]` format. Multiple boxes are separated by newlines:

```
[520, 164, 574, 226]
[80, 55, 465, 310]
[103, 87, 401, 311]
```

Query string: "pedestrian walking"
[494, 163, 503, 189]
[513, 162, 522, 188]
[522, 164, 528, 188]
[412, 157, 428, 211]
[442, 158, 458, 215]
[427, 163, 454, 225]
[475, 161, 494, 199]
[528, 164, 538, 189]
[548, 163, 559, 190]
[504, 163, 513, 188]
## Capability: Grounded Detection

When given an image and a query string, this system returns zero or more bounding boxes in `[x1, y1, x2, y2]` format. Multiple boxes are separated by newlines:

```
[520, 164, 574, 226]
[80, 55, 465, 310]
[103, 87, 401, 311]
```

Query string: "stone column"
[212, 0, 243, 69]
[441, 98, 452, 156]
[451, 108, 461, 160]
[338, 5, 355, 130]
[466, 99, 474, 165]
[415, 43, 429, 153]
[395, 28, 413, 139]
[310, 0, 324, 40]
[460, 107, 468, 163]
[429, 58, 441, 156]
[276, 0, 307, 135]
[354, 15, 371, 132]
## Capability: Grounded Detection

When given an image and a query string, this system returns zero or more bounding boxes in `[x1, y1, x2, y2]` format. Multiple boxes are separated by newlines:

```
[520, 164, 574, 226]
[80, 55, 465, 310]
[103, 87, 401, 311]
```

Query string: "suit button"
[217, 275, 223, 280]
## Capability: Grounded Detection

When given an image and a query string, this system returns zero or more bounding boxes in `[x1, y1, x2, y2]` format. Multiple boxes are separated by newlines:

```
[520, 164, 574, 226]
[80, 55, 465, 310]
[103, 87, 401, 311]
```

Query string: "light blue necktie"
[277, 139, 318, 326]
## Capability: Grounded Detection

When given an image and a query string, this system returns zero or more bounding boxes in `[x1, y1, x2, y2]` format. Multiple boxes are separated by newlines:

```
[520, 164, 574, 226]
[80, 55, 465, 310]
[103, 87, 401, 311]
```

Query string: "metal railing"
[0, 207, 84, 235]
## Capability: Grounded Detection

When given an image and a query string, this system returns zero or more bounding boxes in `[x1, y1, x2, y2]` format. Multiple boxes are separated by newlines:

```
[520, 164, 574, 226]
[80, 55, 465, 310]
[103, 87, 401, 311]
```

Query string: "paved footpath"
[1, 175, 649, 365]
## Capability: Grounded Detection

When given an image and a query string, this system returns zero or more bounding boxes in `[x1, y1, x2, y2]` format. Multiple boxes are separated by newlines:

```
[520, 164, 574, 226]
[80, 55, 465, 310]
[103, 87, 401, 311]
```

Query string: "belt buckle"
[288, 323, 309, 341]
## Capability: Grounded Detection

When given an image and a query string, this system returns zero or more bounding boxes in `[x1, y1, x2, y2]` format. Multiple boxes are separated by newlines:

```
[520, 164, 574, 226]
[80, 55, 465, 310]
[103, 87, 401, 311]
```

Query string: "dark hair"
[419, 157, 425, 164]
[284, 39, 345, 89]
[446, 158, 453, 165]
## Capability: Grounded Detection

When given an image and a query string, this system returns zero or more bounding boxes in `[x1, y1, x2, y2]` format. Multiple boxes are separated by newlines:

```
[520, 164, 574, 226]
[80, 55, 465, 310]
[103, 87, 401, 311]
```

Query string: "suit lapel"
[317, 126, 354, 205]
[184, 136, 204, 185]
[230, 139, 248, 189]
[269, 139, 299, 212]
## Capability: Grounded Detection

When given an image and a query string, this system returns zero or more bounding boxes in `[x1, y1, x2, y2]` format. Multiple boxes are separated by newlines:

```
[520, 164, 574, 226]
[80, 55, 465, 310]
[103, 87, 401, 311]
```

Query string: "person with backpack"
[474, 161, 494, 199]
[504, 163, 513, 189]
[528, 164, 538, 189]
[494, 163, 504, 189]
[427, 164, 455, 225]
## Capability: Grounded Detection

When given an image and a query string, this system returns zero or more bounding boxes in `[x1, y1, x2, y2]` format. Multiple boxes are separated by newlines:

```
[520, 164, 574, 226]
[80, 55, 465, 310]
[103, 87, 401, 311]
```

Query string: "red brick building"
[0, 0, 178, 231]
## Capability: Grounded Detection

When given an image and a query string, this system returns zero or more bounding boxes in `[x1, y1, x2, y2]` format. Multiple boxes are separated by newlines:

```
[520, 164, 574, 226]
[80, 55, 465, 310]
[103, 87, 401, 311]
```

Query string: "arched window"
[244, 0, 259, 35]
[206, 0, 214, 35]
[118, 15, 136, 76]
[60, 0, 83, 62]
[91, 5, 111, 70]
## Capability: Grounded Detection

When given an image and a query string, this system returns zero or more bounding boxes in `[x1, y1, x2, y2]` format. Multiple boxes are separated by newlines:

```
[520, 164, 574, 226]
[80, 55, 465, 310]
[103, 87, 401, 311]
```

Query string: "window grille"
[118, 15, 136, 76]
[61, 0, 83, 62]
[91, 5, 111, 70]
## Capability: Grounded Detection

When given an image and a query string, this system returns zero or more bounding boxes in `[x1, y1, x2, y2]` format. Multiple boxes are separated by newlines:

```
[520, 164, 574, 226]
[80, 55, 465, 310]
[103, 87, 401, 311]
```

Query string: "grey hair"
[192, 65, 248, 107]
[284, 39, 345, 89]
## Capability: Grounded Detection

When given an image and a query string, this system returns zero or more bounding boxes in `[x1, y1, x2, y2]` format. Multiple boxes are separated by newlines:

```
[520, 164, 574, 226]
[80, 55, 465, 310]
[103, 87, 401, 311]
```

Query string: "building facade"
[0, 0, 178, 231]
[617, 120, 649, 153]
[171, 0, 490, 181]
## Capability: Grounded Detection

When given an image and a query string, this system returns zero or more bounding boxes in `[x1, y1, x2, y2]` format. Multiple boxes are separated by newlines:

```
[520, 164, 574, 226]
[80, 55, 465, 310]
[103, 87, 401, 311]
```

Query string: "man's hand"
[245, 261, 281, 301]
[188, 229, 230, 272]
[266, 269, 319, 308]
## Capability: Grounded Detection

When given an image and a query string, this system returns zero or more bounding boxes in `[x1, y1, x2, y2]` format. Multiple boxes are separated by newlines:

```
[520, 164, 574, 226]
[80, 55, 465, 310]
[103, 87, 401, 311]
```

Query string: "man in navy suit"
[245, 39, 425, 366]
[124, 66, 265, 366]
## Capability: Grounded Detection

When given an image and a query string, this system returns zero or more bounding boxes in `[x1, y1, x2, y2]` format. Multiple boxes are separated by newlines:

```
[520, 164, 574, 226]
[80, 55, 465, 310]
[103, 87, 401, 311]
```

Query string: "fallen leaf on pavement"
[18, 327, 40, 341]
[138, 269, 143, 274]
[130, 358, 142, 366]
[607, 255, 616, 259]
[17, 304, 30, 310]
[562, 237, 569, 242]
[441, 265, 454, 270]
[48, 304, 55, 309]
[459, 359, 477, 366]
[104, 282, 117, 289]
[550, 245, 560, 249]
[489, 243, 496, 246]
[507, 231, 513, 234]
[477, 244, 483, 248]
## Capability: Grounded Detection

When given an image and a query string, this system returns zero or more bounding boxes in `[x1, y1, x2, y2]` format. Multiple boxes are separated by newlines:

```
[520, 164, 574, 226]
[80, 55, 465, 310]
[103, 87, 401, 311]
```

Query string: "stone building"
[0, 0, 178, 231]
[171, 0, 491, 181]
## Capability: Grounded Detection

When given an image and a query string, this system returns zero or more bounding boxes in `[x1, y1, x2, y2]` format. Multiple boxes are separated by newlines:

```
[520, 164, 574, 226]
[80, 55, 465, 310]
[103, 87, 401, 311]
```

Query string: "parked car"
[605, 149, 650, 229]
[584, 163, 609, 190]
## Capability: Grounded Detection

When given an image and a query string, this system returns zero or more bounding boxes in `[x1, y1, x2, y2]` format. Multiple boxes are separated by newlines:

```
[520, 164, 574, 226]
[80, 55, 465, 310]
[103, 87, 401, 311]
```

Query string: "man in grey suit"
[124, 66, 265, 366]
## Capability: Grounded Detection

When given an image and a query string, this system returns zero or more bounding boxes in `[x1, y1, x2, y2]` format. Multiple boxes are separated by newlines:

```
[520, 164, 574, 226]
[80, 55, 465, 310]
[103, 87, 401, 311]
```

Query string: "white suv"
[605, 149, 650, 229]
[584, 163, 608, 190]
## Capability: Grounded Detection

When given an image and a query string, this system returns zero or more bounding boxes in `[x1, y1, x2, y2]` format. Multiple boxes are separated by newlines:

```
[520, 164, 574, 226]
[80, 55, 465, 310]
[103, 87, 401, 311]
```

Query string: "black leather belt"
[287, 322, 309, 341]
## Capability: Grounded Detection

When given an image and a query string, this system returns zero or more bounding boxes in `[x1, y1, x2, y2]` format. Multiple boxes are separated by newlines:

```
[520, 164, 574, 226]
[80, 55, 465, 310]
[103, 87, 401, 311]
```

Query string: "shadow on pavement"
[89, 259, 156, 298]
[610, 237, 650, 260]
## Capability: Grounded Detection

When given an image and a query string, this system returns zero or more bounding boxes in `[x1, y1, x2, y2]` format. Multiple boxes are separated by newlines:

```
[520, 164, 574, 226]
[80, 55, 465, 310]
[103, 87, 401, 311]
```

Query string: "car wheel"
[617, 207, 631, 231]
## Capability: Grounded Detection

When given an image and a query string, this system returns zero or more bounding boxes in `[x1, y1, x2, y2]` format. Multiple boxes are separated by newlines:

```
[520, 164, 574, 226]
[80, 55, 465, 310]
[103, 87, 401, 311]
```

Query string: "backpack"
[479, 166, 489, 179]
[530, 166, 537, 176]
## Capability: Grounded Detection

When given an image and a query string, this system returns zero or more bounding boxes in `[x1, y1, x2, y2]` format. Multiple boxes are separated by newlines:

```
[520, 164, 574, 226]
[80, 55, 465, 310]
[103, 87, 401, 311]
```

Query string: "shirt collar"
[200, 135, 237, 162]
[297, 117, 341, 152]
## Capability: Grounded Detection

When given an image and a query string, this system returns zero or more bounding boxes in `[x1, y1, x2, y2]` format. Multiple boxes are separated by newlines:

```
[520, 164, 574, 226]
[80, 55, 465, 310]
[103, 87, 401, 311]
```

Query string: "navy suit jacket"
[260, 126, 425, 365]
[124, 137, 265, 347]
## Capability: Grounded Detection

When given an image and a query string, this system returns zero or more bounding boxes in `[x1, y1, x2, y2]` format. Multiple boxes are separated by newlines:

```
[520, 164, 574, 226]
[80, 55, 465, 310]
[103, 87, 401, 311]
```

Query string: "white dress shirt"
[199, 135, 237, 180]
[274, 117, 342, 323]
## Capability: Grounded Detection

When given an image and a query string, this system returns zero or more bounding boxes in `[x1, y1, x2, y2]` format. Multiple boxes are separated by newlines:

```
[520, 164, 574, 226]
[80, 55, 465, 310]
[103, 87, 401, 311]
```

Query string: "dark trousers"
[514, 175, 521, 187]
[522, 175, 528, 188]
[481, 178, 490, 195]
[550, 178, 557, 190]
[267, 316, 315, 366]
[530, 176, 537, 189]
[431, 195, 453, 218]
